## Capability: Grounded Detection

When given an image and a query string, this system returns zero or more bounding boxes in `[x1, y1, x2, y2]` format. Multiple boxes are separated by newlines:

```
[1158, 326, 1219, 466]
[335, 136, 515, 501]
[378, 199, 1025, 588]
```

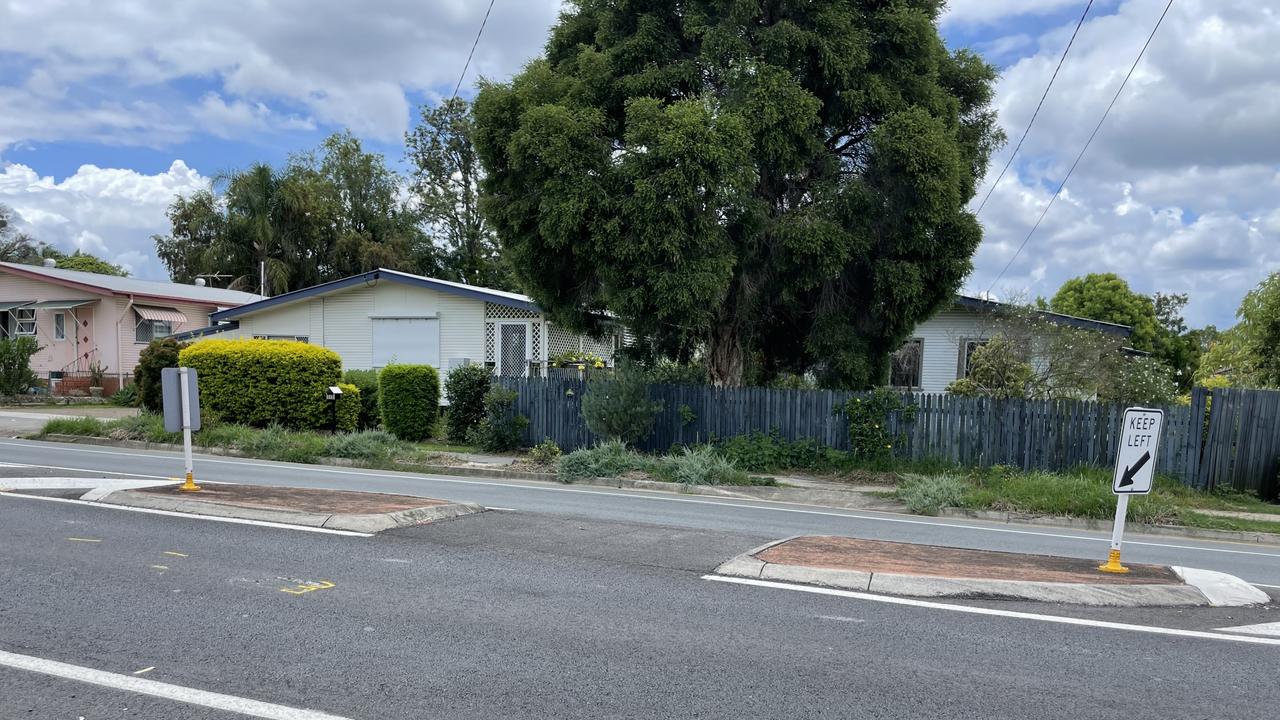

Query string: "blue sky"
[1, 0, 1276, 328]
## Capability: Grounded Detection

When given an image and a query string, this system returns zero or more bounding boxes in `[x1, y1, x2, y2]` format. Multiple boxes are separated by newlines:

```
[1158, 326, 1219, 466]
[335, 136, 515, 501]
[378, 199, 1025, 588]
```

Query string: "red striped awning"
[134, 305, 188, 324]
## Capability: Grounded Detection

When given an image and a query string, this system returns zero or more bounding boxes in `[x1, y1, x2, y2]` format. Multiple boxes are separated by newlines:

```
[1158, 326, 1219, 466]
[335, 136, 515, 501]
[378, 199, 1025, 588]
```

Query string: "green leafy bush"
[842, 388, 917, 460]
[334, 382, 360, 433]
[111, 382, 139, 407]
[342, 369, 380, 429]
[581, 362, 662, 445]
[897, 475, 969, 515]
[40, 416, 105, 436]
[663, 445, 748, 485]
[323, 430, 402, 463]
[133, 338, 186, 412]
[529, 438, 562, 466]
[378, 364, 440, 441]
[557, 440, 641, 482]
[715, 430, 845, 472]
[645, 360, 707, 385]
[179, 339, 341, 429]
[467, 387, 528, 451]
[0, 336, 42, 396]
[443, 364, 491, 443]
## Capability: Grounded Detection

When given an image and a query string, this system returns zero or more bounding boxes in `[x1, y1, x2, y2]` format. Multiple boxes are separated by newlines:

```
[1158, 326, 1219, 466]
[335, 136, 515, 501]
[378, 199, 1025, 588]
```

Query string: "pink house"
[0, 261, 261, 394]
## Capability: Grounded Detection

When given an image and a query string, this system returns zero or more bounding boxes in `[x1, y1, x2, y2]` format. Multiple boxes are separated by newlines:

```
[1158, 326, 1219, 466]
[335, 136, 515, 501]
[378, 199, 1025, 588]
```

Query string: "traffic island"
[714, 535, 1269, 607]
[97, 482, 485, 533]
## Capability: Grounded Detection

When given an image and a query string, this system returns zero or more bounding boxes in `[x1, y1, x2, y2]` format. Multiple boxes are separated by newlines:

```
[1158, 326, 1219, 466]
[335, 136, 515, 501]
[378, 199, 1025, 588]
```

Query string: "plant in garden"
[557, 440, 640, 482]
[946, 335, 1033, 399]
[378, 364, 441, 441]
[180, 339, 342, 429]
[443, 364, 491, 443]
[678, 404, 696, 427]
[581, 362, 662, 445]
[715, 430, 842, 472]
[333, 382, 361, 433]
[87, 361, 107, 388]
[473, 1, 1001, 388]
[110, 382, 138, 407]
[548, 349, 607, 369]
[529, 438, 562, 466]
[663, 446, 747, 486]
[841, 389, 917, 460]
[133, 338, 186, 412]
[342, 369, 380, 429]
[1100, 356, 1179, 407]
[467, 387, 528, 452]
[897, 475, 969, 515]
[323, 430, 402, 463]
[0, 336, 41, 396]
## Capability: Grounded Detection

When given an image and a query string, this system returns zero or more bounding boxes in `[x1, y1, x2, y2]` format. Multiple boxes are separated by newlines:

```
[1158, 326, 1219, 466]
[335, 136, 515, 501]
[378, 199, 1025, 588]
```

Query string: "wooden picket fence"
[497, 378, 1280, 496]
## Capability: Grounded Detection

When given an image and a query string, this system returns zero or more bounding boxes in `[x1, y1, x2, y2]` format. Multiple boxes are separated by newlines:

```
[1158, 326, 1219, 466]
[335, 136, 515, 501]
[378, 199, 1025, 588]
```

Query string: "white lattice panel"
[484, 322, 496, 363]
[548, 324, 578, 357]
[485, 302, 540, 320]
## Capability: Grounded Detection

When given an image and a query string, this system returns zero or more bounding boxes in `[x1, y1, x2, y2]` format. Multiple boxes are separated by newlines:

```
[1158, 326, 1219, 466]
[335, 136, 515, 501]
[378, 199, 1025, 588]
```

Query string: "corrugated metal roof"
[0, 262, 263, 305]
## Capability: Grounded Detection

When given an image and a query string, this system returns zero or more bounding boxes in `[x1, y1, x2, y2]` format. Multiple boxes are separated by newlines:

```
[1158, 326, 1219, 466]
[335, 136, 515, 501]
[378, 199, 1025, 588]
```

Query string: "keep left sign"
[1113, 407, 1164, 495]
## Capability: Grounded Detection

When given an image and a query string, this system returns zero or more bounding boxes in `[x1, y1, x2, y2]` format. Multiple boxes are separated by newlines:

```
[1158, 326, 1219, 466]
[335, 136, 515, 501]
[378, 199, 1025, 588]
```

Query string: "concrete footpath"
[715, 535, 1272, 607]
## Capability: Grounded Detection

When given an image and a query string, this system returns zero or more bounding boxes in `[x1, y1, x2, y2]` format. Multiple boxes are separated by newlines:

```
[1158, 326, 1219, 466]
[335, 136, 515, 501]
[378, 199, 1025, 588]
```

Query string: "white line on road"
[0, 649, 352, 719]
[0, 493, 372, 537]
[704, 575, 1280, 647]
[5, 440, 1279, 560]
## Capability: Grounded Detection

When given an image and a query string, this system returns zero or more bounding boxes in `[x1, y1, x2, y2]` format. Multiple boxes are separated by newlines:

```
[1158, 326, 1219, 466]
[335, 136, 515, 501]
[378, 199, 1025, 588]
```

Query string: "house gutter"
[116, 295, 134, 388]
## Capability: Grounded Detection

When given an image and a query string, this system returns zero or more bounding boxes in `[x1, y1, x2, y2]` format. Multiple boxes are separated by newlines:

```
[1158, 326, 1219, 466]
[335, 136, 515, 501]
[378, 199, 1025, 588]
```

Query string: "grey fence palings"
[495, 378, 1280, 495]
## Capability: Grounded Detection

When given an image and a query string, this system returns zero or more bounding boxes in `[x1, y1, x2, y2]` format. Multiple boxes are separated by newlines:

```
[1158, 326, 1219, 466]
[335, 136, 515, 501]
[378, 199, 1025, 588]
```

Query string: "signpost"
[1099, 407, 1164, 573]
[161, 367, 202, 492]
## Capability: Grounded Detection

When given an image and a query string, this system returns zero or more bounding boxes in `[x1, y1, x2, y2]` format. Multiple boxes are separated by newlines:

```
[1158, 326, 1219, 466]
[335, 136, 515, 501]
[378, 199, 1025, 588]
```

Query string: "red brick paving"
[756, 536, 1180, 585]
[138, 483, 445, 515]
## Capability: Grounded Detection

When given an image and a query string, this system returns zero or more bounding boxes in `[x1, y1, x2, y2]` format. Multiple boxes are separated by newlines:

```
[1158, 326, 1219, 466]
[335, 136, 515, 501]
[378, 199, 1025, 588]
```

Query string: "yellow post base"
[1098, 549, 1129, 574]
[178, 472, 201, 493]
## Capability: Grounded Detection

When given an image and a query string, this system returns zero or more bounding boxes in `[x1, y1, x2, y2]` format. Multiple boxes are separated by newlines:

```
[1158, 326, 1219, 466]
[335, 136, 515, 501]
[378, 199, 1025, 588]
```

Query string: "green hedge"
[134, 339, 186, 412]
[443, 364, 491, 443]
[334, 383, 360, 433]
[378, 364, 440, 441]
[179, 339, 342, 429]
[343, 369, 380, 429]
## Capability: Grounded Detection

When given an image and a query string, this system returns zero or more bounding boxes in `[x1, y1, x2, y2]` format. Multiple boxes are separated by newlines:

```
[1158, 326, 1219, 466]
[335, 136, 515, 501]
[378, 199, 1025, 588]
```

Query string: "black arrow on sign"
[1119, 451, 1152, 488]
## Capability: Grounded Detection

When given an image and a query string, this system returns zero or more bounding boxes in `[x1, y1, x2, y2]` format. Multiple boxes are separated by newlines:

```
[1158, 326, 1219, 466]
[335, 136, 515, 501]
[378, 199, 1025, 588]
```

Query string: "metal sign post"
[161, 367, 202, 492]
[1099, 407, 1164, 574]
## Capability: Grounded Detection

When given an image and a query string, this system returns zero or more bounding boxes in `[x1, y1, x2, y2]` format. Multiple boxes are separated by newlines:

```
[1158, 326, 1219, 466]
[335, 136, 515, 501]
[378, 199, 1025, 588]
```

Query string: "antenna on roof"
[194, 272, 232, 288]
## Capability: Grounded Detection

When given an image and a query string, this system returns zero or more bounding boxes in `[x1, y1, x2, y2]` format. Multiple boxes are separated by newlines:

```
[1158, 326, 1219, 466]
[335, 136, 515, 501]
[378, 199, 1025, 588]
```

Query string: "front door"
[497, 323, 530, 377]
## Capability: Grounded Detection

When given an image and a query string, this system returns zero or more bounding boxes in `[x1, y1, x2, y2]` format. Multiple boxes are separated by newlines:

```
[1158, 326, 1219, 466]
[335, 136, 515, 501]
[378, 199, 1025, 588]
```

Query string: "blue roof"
[210, 269, 540, 322]
[954, 295, 1132, 337]
[168, 321, 239, 341]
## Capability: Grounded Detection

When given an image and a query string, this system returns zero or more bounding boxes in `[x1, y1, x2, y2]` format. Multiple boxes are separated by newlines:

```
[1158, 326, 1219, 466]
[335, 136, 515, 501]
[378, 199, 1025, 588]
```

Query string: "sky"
[0, 0, 1275, 328]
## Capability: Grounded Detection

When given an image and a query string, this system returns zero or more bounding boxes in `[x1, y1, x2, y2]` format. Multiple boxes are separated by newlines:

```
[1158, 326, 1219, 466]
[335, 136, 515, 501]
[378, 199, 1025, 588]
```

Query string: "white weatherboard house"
[189, 268, 623, 377]
[887, 295, 1132, 394]
[0, 261, 261, 392]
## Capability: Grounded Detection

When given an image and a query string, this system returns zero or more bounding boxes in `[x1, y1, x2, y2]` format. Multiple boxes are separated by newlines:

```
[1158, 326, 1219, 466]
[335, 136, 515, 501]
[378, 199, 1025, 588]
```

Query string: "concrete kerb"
[94, 489, 485, 533]
[30, 434, 1280, 546]
[713, 549, 1264, 608]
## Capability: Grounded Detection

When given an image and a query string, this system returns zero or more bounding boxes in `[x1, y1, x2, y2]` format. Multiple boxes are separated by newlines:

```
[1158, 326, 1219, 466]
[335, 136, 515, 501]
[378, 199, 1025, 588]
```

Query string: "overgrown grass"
[40, 416, 106, 436]
[897, 475, 969, 515]
[323, 430, 403, 464]
[558, 441, 774, 486]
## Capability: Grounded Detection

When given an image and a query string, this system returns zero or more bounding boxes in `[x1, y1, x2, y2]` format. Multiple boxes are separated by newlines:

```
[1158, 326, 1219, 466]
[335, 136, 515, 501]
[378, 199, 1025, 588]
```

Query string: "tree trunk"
[707, 317, 745, 387]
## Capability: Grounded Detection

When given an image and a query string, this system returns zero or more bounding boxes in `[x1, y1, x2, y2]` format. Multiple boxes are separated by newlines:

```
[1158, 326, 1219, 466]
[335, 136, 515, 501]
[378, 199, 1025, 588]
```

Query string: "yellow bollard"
[178, 471, 201, 493]
[1097, 548, 1129, 574]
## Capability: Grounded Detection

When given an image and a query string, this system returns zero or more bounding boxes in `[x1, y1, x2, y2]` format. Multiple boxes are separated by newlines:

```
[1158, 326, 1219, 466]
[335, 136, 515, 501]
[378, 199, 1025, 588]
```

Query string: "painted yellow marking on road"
[65, 537, 100, 543]
[150, 565, 169, 571]
[162, 551, 188, 557]
[279, 580, 335, 595]
[133, 666, 155, 675]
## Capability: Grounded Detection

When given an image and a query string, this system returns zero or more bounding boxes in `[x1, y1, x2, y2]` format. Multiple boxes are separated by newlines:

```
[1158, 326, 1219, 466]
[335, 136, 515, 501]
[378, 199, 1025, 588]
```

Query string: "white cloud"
[0, 160, 208, 280]
[189, 93, 315, 138]
[943, 0, 1089, 26]
[967, 0, 1280, 327]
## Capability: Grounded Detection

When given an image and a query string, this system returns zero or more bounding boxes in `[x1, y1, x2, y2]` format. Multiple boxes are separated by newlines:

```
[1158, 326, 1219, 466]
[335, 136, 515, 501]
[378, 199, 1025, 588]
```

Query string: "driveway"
[0, 405, 139, 437]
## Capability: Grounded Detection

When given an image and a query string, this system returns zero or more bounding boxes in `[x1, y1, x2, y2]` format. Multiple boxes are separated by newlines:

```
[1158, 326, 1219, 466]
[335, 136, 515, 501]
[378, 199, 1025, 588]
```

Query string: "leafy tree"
[51, 251, 128, 276]
[1224, 271, 1280, 387]
[133, 339, 186, 413]
[1149, 291, 1199, 391]
[0, 337, 42, 396]
[473, 0, 1002, 387]
[581, 363, 662, 445]
[406, 98, 515, 290]
[946, 336, 1033, 399]
[0, 204, 41, 263]
[1049, 273, 1160, 351]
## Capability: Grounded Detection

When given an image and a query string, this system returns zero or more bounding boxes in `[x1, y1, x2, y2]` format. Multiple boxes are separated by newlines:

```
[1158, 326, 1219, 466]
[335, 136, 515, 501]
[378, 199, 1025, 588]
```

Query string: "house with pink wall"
[0, 261, 261, 394]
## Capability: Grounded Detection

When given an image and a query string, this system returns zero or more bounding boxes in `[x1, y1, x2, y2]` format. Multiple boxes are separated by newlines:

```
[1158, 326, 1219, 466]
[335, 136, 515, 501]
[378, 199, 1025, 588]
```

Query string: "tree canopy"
[473, 0, 1001, 387]
[1049, 273, 1160, 351]
[1201, 271, 1280, 388]
[50, 250, 129, 276]
[0, 204, 39, 264]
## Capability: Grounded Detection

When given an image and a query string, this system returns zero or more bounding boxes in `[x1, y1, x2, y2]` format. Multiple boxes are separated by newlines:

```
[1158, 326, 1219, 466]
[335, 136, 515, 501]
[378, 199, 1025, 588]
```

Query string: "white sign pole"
[1101, 494, 1131, 573]
[1099, 407, 1164, 573]
[178, 366, 200, 492]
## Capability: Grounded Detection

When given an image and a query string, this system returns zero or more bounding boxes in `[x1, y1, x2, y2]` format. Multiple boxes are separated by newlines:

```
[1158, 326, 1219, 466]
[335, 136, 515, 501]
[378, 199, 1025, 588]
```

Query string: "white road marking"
[484, 506, 518, 511]
[704, 575, 1280, 647]
[1251, 582, 1280, 589]
[132, 666, 155, 675]
[0, 493, 372, 537]
[5, 440, 1279, 560]
[0, 649, 352, 719]
[1216, 621, 1280, 637]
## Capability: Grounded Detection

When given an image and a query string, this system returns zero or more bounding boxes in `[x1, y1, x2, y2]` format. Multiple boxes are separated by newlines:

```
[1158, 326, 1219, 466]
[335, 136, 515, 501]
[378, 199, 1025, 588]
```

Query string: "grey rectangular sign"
[161, 367, 201, 432]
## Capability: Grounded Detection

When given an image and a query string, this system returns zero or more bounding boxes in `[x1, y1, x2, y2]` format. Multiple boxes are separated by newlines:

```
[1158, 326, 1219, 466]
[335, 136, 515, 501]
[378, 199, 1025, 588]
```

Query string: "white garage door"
[372, 318, 440, 368]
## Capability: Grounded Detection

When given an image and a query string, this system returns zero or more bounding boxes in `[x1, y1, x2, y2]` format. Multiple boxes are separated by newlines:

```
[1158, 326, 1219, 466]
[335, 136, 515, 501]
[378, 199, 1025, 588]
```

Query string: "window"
[957, 338, 990, 379]
[253, 335, 310, 343]
[135, 318, 172, 343]
[13, 308, 36, 336]
[890, 338, 923, 389]
[54, 312, 66, 340]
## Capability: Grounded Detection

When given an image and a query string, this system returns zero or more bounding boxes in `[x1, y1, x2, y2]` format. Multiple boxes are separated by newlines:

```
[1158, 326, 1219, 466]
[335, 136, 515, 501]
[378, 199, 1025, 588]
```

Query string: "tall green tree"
[0, 204, 41, 263]
[49, 250, 129, 276]
[473, 0, 1001, 387]
[1235, 271, 1280, 387]
[1049, 273, 1161, 351]
[406, 98, 515, 290]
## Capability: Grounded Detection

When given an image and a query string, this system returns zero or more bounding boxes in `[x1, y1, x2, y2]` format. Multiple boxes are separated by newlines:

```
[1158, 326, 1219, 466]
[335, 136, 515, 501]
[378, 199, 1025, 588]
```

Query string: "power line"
[985, 0, 1174, 297]
[451, 0, 497, 100]
[975, 0, 1095, 215]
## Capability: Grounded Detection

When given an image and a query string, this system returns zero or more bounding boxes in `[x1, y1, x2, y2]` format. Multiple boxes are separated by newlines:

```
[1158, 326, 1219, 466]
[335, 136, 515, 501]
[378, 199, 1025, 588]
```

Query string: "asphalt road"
[3, 492, 1279, 720]
[3, 438, 1280, 587]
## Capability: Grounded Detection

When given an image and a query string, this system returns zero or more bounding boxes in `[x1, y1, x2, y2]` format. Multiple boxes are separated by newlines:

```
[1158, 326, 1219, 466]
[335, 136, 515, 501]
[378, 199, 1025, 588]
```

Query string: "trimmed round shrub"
[443, 364, 491, 443]
[342, 369, 380, 429]
[178, 339, 341, 429]
[334, 382, 360, 433]
[134, 338, 186, 412]
[378, 364, 440, 441]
